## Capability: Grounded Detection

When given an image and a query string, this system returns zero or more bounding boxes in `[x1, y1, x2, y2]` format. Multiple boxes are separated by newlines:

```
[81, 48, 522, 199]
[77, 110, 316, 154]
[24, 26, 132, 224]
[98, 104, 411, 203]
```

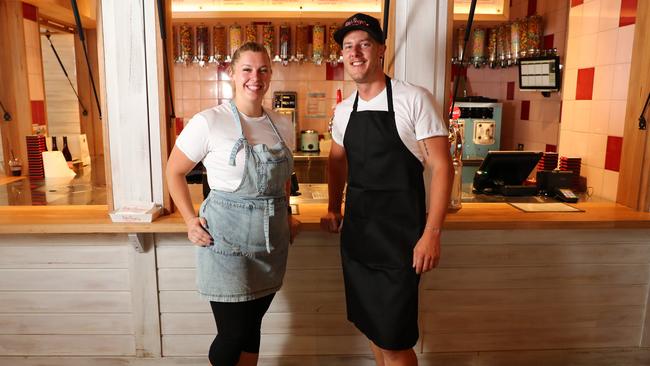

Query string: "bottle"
[62, 136, 73, 161]
[51, 136, 58, 151]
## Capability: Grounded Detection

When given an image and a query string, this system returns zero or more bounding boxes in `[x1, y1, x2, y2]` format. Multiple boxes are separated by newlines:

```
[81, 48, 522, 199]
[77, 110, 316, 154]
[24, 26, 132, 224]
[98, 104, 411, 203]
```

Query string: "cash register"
[472, 151, 543, 196]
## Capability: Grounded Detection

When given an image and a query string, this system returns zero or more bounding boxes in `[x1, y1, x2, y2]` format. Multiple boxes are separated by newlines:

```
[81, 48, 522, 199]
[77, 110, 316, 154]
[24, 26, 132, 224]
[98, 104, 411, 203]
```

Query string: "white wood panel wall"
[99, 0, 166, 210]
[1, 228, 649, 362]
[0, 234, 135, 356]
[41, 33, 81, 137]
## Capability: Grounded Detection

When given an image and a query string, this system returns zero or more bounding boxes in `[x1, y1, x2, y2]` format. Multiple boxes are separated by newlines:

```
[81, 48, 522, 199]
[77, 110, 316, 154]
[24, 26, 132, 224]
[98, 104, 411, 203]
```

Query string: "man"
[320, 13, 453, 366]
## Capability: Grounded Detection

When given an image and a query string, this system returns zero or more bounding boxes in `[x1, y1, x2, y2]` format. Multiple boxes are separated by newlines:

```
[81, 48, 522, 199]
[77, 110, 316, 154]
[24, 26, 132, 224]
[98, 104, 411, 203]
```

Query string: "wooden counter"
[2, 203, 650, 365]
[2, 201, 650, 234]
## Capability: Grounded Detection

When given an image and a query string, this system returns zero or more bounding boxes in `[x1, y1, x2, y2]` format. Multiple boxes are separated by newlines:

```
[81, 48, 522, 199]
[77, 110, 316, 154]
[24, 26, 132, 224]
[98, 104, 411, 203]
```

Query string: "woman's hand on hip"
[186, 216, 213, 246]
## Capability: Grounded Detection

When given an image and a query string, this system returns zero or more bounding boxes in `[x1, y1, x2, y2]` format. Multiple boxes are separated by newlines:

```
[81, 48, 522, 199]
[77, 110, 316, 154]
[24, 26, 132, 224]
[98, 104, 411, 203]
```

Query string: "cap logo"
[345, 17, 370, 27]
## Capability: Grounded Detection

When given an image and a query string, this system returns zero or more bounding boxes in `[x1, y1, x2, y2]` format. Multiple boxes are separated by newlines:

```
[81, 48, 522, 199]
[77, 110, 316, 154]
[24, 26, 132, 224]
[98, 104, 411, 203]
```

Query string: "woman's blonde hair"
[229, 42, 270, 70]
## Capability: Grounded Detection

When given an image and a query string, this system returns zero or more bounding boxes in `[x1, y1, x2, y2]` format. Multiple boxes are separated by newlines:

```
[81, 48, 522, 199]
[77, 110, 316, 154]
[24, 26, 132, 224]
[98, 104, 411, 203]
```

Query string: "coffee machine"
[272, 91, 298, 151]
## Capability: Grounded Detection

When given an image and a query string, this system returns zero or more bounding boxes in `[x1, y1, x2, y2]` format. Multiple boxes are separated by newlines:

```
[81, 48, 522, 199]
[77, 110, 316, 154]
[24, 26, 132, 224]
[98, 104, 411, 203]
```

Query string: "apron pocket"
[255, 158, 290, 196]
[201, 198, 252, 256]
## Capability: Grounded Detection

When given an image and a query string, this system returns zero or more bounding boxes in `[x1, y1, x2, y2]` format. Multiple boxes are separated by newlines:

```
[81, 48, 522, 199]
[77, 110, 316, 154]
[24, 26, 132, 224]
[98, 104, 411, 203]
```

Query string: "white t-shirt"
[175, 102, 295, 191]
[331, 79, 448, 162]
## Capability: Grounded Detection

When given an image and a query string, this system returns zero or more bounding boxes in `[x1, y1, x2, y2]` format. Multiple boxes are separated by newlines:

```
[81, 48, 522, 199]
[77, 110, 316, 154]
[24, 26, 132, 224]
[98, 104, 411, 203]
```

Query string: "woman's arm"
[166, 146, 212, 246]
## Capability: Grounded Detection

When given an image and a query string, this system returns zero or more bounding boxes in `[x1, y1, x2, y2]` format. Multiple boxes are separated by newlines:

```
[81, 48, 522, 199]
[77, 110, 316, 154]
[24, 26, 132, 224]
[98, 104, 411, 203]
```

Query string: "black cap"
[334, 13, 385, 46]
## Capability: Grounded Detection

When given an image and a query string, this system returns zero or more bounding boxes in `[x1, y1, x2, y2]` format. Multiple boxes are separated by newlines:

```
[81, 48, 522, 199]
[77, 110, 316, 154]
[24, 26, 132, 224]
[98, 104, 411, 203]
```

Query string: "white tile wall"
[595, 28, 618, 66]
[591, 65, 614, 100]
[598, 0, 622, 32]
[589, 100, 610, 134]
[607, 100, 627, 137]
[611, 62, 631, 100]
[615, 25, 635, 64]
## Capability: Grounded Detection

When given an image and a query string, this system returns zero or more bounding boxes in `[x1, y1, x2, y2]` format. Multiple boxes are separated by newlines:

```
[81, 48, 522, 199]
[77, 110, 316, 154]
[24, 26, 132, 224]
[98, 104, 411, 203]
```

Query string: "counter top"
[2, 201, 650, 234]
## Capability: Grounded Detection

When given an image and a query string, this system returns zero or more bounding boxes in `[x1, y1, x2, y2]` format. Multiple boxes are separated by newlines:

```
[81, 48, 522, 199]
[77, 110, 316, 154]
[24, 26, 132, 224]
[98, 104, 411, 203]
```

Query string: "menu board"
[518, 56, 560, 91]
[172, 0, 381, 12]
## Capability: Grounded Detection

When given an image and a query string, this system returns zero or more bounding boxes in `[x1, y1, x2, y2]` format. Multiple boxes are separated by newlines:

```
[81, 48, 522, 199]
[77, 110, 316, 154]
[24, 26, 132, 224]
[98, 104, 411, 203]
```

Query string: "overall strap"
[228, 100, 246, 166]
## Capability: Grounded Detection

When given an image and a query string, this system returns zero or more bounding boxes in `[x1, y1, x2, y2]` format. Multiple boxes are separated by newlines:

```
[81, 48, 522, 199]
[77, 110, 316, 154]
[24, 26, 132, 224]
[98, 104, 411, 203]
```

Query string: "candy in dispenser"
[277, 24, 291, 65]
[526, 15, 543, 57]
[328, 24, 342, 65]
[295, 24, 309, 62]
[519, 18, 530, 58]
[312, 24, 325, 65]
[245, 24, 257, 43]
[263, 24, 274, 59]
[471, 27, 486, 68]
[510, 20, 521, 64]
[496, 24, 509, 67]
[487, 28, 497, 68]
[227, 23, 242, 63]
[210, 25, 227, 65]
[173, 25, 182, 63]
[179, 24, 194, 65]
[194, 24, 209, 67]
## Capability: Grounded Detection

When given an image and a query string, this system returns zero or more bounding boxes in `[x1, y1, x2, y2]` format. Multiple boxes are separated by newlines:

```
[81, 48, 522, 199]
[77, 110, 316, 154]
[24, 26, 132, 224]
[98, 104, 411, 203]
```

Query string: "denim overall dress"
[196, 101, 293, 302]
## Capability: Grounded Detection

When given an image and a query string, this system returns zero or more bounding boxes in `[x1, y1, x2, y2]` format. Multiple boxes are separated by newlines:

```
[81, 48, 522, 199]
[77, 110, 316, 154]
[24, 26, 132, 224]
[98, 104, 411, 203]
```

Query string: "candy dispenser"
[263, 24, 274, 59]
[312, 24, 325, 65]
[487, 28, 497, 68]
[526, 15, 543, 57]
[519, 18, 530, 58]
[227, 23, 242, 63]
[496, 24, 509, 67]
[453, 27, 466, 64]
[510, 20, 521, 64]
[277, 24, 291, 65]
[173, 25, 182, 63]
[179, 24, 194, 65]
[328, 24, 342, 65]
[210, 25, 227, 65]
[245, 24, 257, 43]
[471, 27, 486, 68]
[295, 24, 309, 62]
[194, 24, 209, 67]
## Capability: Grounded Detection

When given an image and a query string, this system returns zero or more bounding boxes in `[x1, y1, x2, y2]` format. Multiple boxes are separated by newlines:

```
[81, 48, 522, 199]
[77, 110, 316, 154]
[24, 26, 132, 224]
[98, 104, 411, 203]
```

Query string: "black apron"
[341, 75, 426, 350]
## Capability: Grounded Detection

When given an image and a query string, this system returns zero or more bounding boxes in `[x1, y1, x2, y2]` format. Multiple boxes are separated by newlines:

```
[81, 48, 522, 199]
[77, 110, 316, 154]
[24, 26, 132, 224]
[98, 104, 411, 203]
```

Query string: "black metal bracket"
[639, 92, 649, 130]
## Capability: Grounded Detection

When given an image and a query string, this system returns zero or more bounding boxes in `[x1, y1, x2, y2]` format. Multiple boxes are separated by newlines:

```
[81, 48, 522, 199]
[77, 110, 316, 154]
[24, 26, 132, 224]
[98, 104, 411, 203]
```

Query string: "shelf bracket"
[128, 233, 145, 253]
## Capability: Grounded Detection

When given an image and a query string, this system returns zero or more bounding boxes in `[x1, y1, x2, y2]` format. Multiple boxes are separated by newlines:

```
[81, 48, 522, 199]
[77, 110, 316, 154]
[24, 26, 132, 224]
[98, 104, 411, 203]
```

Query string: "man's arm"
[413, 136, 453, 273]
[321, 141, 348, 232]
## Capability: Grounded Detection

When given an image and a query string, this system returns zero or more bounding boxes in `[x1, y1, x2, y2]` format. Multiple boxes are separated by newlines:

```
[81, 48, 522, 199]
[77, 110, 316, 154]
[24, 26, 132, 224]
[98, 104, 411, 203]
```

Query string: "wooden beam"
[22, 0, 96, 28]
[617, 0, 650, 212]
[0, 0, 33, 176]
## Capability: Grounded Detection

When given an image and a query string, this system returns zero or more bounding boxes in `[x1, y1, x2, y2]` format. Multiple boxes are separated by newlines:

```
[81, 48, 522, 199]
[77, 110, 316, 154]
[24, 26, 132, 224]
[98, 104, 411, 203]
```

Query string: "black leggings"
[208, 293, 275, 366]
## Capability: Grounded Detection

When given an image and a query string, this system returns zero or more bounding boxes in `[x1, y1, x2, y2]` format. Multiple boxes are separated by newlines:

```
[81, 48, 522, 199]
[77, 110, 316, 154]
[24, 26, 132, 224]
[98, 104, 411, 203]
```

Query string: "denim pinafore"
[196, 101, 293, 302]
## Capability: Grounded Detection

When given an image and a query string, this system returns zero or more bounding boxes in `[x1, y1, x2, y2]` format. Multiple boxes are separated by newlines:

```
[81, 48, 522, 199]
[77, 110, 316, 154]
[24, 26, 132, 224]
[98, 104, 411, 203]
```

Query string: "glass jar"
[262, 24, 274, 58]
[211, 25, 227, 65]
[527, 15, 543, 56]
[455, 27, 466, 64]
[510, 20, 521, 63]
[228, 24, 242, 62]
[312, 24, 325, 65]
[245, 24, 257, 43]
[487, 27, 497, 68]
[328, 24, 341, 64]
[471, 27, 486, 68]
[195, 24, 209, 66]
[278, 25, 291, 65]
[179, 24, 193, 65]
[295, 24, 309, 62]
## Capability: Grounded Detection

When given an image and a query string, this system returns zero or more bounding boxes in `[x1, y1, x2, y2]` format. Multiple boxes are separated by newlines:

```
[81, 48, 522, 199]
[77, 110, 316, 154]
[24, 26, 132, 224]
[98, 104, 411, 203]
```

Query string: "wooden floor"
[3, 349, 650, 366]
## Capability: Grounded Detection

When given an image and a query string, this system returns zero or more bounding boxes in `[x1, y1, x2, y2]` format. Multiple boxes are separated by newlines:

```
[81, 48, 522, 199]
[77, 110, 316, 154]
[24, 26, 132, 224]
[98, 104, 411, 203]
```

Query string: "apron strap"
[228, 100, 246, 166]
[352, 74, 394, 112]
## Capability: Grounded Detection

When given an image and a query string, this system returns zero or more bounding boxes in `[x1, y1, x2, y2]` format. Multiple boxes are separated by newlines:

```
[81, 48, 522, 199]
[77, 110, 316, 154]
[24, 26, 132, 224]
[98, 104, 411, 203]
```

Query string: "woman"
[166, 42, 299, 366]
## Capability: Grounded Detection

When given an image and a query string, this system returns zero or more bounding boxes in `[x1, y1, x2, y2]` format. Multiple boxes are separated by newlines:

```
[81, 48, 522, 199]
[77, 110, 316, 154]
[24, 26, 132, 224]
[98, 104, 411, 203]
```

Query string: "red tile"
[30, 100, 45, 125]
[543, 34, 554, 50]
[22, 3, 37, 21]
[545, 144, 557, 152]
[175, 117, 184, 135]
[326, 62, 344, 81]
[619, 0, 638, 27]
[527, 0, 537, 16]
[451, 64, 467, 79]
[576, 67, 595, 100]
[605, 136, 623, 172]
[571, 0, 584, 7]
[521, 100, 530, 120]
[507, 81, 515, 100]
